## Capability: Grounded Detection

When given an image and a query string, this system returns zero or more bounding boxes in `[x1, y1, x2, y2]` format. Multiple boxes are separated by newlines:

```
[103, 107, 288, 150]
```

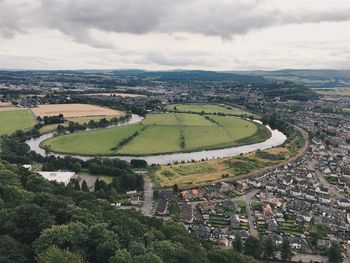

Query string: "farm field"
[0, 102, 17, 111]
[0, 109, 35, 136]
[167, 103, 252, 116]
[31, 103, 124, 118]
[41, 112, 270, 156]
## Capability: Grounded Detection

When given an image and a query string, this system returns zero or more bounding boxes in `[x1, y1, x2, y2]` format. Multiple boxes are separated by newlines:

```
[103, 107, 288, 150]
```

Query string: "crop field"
[167, 103, 252, 115]
[32, 103, 124, 118]
[0, 109, 35, 136]
[0, 102, 17, 111]
[41, 112, 270, 156]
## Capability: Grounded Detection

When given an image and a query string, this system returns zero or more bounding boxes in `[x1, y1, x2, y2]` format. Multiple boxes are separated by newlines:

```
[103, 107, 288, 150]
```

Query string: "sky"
[0, 0, 350, 70]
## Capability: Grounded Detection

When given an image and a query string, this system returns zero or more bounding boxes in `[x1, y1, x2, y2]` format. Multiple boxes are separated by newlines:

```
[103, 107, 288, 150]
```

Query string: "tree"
[33, 222, 89, 258]
[37, 246, 84, 263]
[109, 249, 132, 263]
[153, 189, 160, 200]
[94, 179, 101, 192]
[130, 159, 147, 168]
[0, 170, 21, 186]
[263, 237, 275, 258]
[135, 252, 163, 263]
[25, 174, 52, 193]
[0, 235, 28, 263]
[328, 241, 342, 263]
[233, 233, 243, 252]
[82, 181, 89, 192]
[2, 204, 55, 243]
[150, 240, 186, 263]
[208, 249, 257, 263]
[71, 162, 82, 173]
[74, 180, 81, 191]
[129, 241, 145, 256]
[172, 184, 179, 194]
[281, 237, 293, 262]
[244, 236, 262, 259]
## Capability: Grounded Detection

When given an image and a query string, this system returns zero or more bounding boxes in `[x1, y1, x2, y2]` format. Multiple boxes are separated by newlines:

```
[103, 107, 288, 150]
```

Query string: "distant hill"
[230, 69, 350, 88]
[110, 70, 268, 83]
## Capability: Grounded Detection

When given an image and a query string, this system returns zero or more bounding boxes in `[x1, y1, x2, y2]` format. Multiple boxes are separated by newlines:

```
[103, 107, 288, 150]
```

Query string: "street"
[141, 175, 154, 216]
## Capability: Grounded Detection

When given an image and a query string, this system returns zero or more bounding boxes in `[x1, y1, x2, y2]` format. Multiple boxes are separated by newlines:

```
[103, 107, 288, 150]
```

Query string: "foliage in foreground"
[0, 160, 257, 263]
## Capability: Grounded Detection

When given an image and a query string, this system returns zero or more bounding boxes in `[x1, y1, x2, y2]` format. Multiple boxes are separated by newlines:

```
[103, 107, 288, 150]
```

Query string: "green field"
[314, 88, 350, 96]
[41, 112, 271, 156]
[0, 110, 35, 136]
[167, 104, 252, 115]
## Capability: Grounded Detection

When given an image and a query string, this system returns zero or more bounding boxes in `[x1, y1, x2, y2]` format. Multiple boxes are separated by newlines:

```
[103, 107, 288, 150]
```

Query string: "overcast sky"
[1, 0, 350, 70]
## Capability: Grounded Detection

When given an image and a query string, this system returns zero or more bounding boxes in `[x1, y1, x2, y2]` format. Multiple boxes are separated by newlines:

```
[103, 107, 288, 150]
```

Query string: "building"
[337, 198, 350, 208]
[129, 196, 140, 206]
[155, 199, 168, 215]
[38, 171, 75, 186]
[181, 202, 194, 224]
[22, 164, 32, 171]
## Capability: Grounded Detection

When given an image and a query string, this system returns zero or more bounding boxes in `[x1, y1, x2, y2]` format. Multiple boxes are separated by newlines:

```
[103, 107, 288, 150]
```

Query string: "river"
[26, 114, 287, 165]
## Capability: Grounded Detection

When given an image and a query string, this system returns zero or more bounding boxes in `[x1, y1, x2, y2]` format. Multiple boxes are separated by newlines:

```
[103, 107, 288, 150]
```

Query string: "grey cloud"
[1, 0, 350, 45]
[0, 0, 39, 38]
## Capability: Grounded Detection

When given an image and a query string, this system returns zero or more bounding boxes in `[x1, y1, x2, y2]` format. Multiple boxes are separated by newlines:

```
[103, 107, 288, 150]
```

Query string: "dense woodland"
[0, 140, 259, 263]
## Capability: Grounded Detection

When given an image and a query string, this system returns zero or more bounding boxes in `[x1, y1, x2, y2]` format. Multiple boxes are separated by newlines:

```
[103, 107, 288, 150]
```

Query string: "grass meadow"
[41, 112, 270, 156]
[0, 109, 35, 136]
[167, 103, 252, 115]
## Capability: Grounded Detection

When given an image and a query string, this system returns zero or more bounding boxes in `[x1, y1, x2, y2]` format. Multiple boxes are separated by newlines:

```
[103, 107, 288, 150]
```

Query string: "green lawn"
[42, 124, 143, 155]
[117, 125, 182, 155]
[167, 104, 252, 115]
[0, 109, 35, 136]
[41, 112, 270, 156]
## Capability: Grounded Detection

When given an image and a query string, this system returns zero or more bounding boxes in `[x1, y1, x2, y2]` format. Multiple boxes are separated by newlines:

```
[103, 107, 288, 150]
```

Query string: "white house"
[22, 164, 32, 171]
[337, 198, 350, 208]
[38, 171, 75, 186]
[290, 237, 302, 250]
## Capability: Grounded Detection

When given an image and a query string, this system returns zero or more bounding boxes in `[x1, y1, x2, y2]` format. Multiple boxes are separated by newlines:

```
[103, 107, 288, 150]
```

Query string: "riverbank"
[26, 118, 285, 165]
[152, 125, 307, 188]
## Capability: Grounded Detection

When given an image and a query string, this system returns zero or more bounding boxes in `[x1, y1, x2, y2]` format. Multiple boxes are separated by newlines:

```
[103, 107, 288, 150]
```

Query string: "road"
[189, 189, 259, 237]
[27, 106, 38, 123]
[235, 189, 259, 238]
[308, 159, 345, 199]
[141, 175, 154, 216]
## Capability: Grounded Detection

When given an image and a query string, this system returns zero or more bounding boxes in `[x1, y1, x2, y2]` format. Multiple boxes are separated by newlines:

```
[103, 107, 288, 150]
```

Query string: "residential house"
[155, 199, 168, 215]
[180, 202, 194, 224]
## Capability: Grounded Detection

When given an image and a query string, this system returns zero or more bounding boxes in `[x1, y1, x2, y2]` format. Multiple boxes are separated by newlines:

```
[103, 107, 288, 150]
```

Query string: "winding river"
[26, 114, 287, 165]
